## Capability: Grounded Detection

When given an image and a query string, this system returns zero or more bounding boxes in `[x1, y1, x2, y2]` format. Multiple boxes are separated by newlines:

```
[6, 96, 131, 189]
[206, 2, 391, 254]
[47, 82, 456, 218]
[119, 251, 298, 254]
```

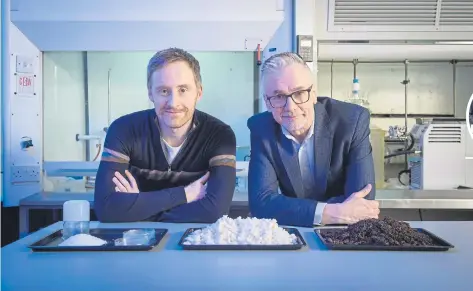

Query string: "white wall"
[317, 61, 473, 132]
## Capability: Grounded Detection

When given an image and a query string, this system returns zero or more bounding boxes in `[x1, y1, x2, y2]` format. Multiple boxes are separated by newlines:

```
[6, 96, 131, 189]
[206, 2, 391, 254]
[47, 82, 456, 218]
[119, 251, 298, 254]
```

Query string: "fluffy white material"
[183, 216, 298, 245]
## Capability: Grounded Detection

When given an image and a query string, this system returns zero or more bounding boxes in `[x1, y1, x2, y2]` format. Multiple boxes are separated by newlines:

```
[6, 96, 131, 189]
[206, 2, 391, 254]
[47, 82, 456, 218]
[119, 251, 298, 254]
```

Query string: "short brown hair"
[147, 48, 202, 89]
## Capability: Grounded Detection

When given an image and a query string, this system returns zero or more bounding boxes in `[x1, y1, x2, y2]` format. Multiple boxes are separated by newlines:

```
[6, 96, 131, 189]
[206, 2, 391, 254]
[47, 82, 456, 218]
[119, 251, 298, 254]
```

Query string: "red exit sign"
[19, 76, 32, 86]
[17, 74, 35, 96]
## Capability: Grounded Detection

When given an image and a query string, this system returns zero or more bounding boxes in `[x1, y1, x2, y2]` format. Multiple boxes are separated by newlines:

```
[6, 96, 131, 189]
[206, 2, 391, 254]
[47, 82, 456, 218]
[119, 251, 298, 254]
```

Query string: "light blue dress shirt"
[281, 121, 327, 225]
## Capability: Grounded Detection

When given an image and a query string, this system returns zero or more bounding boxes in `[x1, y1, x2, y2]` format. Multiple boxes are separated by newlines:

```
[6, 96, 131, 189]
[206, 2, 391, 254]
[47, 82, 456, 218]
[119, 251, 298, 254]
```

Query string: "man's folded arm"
[158, 126, 237, 223]
[248, 132, 317, 227]
[94, 120, 187, 223]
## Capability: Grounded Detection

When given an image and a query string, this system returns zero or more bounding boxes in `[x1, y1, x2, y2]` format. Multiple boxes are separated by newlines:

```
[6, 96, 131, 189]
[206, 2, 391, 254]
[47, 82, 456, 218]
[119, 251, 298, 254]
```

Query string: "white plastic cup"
[63, 200, 90, 222]
[62, 200, 90, 240]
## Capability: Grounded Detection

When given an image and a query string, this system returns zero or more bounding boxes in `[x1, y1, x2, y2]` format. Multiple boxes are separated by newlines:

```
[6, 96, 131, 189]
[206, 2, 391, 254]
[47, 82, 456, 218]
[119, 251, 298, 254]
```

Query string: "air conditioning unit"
[316, 0, 473, 41]
[409, 120, 473, 190]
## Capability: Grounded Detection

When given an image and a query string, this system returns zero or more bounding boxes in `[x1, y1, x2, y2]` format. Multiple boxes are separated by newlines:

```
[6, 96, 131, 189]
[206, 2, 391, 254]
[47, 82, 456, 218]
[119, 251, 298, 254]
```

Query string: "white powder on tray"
[183, 215, 298, 245]
[59, 234, 108, 247]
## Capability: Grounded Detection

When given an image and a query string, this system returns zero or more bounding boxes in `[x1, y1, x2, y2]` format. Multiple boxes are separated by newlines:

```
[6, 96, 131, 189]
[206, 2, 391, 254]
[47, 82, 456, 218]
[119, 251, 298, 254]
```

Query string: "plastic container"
[115, 229, 156, 246]
[370, 125, 386, 189]
[352, 78, 360, 99]
[345, 78, 371, 113]
[62, 200, 90, 240]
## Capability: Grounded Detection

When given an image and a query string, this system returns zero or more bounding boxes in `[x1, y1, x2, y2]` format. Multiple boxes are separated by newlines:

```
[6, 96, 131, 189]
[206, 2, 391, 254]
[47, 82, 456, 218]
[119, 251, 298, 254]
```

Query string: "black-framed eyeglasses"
[265, 85, 313, 108]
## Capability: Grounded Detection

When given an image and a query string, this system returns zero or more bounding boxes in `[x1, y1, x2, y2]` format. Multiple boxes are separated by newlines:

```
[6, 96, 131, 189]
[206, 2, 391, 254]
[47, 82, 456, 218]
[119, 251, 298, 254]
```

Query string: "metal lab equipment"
[409, 119, 473, 190]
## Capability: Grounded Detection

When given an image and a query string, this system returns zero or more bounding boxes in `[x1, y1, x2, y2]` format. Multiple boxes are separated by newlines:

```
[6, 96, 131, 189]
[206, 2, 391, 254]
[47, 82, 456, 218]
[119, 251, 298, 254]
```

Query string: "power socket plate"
[11, 166, 41, 183]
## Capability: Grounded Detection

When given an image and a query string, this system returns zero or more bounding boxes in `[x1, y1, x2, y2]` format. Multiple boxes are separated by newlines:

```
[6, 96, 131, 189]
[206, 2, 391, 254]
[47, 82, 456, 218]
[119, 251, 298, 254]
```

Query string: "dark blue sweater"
[94, 109, 237, 223]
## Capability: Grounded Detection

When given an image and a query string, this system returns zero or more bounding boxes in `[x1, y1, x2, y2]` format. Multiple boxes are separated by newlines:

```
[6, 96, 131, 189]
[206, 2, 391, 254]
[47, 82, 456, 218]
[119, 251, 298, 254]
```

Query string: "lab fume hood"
[10, 0, 284, 51]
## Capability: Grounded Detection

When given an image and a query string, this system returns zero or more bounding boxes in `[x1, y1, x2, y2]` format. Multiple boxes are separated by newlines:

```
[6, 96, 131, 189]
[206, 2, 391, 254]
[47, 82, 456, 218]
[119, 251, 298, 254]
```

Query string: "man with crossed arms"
[94, 48, 237, 223]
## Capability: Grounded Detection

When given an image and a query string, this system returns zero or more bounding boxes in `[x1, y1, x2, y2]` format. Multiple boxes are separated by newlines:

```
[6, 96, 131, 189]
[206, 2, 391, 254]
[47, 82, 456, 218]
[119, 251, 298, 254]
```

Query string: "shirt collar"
[281, 118, 315, 145]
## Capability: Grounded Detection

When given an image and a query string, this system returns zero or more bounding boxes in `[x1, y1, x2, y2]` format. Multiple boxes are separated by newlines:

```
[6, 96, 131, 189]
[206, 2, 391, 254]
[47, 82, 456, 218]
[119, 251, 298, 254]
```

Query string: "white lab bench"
[3, 220, 473, 290]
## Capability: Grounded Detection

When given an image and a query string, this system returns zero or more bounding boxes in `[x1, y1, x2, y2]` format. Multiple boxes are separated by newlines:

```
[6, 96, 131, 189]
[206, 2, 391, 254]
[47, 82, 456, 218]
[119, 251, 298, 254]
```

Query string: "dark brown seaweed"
[321, 217, 436, 246]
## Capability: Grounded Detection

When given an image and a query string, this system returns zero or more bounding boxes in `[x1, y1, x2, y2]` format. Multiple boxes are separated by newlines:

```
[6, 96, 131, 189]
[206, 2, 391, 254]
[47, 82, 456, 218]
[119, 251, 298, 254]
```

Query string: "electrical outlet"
[16, 55, 35, 73]
[11, 166, 41, 183]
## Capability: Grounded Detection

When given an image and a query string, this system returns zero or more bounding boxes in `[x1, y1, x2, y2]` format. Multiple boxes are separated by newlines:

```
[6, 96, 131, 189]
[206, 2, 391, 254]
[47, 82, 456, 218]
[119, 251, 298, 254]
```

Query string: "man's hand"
[112, 170, 139, 193]
[322, 184, 379, 225]
[184, 172, 210, 203]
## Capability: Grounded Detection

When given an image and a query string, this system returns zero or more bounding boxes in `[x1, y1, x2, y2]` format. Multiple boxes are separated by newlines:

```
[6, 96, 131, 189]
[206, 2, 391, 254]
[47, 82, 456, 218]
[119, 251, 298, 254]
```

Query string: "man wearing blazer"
[247, 52, 380, 227]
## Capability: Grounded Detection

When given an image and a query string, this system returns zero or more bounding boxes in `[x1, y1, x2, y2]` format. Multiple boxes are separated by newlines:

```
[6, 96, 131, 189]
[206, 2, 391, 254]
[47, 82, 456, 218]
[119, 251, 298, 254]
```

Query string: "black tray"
[178, 227, 306, 250]
[29, 228, 168, 252]
[314, 226, 454, 251]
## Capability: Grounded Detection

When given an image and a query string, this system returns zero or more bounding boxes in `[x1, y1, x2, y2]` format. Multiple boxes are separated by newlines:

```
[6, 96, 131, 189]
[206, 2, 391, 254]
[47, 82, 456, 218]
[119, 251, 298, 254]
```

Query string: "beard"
[159, 107, 193, 129]
[282, 115, 304, 130]
[280, 114, 313, 138]
[155, 97, 197, 130]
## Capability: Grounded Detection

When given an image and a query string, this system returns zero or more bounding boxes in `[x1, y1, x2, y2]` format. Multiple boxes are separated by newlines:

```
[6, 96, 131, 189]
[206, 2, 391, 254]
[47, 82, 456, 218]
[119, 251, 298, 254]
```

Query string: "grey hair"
[260, 52, 310, 84]
[147, 48, 202, 89]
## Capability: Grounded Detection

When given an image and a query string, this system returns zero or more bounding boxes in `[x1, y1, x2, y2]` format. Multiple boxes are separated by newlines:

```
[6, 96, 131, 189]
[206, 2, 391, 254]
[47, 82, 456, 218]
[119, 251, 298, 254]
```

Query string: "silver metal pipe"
[253, 51, 260, 114]
[403, 59, 410, 170]
[353, 59, 358, 79]
[107, 69, 111, 126]
[76, 134, 102, 141]
[83, 52, 90, 161]
[385, 136, 408, 143]
[452, 60, 457, 117]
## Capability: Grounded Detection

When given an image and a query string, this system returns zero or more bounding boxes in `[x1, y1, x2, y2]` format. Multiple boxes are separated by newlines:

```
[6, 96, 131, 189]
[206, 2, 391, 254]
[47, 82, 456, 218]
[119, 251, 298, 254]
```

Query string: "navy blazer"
[247, 97, 376, 227]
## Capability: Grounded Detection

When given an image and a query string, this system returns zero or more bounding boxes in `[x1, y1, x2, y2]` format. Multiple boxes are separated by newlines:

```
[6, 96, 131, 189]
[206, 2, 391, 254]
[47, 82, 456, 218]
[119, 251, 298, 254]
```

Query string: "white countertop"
[2, 220, 473, 291]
